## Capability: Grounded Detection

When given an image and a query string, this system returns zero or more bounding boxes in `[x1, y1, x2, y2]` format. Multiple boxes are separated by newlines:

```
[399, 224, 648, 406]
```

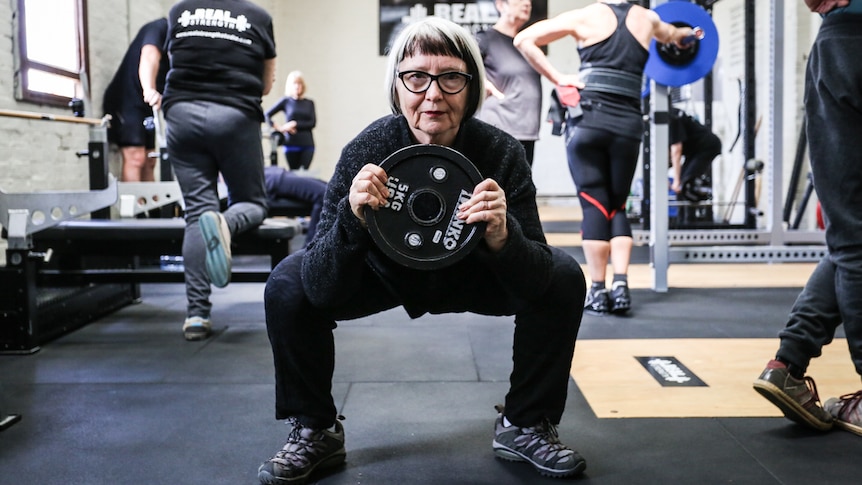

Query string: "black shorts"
[107, 105, 155, 148]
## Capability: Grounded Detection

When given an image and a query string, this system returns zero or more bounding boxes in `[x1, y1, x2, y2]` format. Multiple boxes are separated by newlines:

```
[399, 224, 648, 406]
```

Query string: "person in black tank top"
[515, 1, 696, 316]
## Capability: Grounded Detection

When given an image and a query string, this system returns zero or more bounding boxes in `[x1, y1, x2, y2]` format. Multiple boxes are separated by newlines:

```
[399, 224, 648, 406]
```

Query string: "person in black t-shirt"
[141, 0, 277, 341]
[103, 18, 168, 182]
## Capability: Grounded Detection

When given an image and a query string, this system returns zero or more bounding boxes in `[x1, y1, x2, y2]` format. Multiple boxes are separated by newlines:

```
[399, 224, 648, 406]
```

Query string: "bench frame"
[1, 123, 300, 353]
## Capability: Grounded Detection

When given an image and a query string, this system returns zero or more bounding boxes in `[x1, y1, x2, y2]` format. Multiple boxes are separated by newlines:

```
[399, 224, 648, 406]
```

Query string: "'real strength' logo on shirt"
[177, 8, 252, 33]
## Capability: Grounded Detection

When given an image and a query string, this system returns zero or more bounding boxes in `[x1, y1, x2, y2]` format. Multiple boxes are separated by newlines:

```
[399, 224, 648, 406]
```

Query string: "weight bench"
[31, 217, 300, 285]
[0, 120, 302, 352]
[267, 196, 314, 218]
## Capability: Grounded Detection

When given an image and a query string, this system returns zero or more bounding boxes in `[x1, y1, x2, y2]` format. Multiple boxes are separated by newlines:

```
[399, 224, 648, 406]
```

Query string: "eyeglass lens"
[399, 71, 470, 94]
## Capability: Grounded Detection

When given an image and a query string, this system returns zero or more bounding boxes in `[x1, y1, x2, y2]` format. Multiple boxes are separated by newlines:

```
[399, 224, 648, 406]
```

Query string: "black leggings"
[264, 247, 584, 429]
[284, 146, 315, 171]
[565, 126, 640, 241]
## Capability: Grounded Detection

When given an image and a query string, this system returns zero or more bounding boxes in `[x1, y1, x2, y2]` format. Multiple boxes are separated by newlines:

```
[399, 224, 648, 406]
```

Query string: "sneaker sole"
[753, 380, 833, 431]
[257, 450, 346, 485]
[493, 442, 586, 478]
[183, 327, 210, 341]
[584, 308, 609, 317]
[609, 303, 631, 314]
[833, 419, 862, 437]
[199, 213, 231, 288]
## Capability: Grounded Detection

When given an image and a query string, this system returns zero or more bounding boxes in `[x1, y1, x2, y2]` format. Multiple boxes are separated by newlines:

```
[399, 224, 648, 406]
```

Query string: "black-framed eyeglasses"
[397, 70, 473, 95]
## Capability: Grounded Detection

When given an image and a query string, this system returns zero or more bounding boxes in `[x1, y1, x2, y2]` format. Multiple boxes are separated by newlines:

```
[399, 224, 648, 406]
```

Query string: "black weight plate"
[365, 144, 486, 270]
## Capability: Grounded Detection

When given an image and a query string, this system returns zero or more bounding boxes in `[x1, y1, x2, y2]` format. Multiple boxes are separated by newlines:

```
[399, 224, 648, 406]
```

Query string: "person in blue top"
[265, 71, 317, 171]
[142, 0, 276, 341]
[514, 0, 695, 317]
[753, 0, 862, 437]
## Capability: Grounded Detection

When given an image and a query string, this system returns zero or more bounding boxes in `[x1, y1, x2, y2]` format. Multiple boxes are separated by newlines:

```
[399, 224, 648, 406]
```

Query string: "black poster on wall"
[379, 0, 548, 55]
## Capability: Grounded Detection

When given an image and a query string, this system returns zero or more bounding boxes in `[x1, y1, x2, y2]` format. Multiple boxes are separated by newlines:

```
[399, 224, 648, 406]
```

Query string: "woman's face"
[499, 0, 532, 27]
[396, 54, 469, 146]
[288, 78, 305, 98]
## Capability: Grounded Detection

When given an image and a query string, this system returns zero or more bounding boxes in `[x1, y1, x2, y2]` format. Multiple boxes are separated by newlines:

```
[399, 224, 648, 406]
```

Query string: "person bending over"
[103, 18, 168, 182]
[669, 107, 721, 202]
[258, 17, 587, 485]
[263, 165, 326, 246]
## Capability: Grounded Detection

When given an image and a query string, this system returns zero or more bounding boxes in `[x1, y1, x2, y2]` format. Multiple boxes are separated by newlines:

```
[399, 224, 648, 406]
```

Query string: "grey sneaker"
[824, 390, 862, 437]
[182, 316, 211, 341]
[258, 417, 346, 485]
[492, 409, 586, 478]
[584, 287, 609, 316]
[199, 211, 232, 288]
[608, 282, 631, 314]
[753, 359, 833, 431]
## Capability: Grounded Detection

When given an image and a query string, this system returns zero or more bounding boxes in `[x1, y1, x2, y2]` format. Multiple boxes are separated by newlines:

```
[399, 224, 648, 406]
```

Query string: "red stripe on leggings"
[579, 192, 611, 220]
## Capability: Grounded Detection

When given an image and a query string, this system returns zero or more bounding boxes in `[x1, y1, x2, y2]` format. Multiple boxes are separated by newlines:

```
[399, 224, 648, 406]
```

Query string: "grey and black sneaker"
[753, 359, 833, 431]
[584, 287, 609, 316]
[608, 282, 631, 314]
[824, 390, 862, 437]
[258, 417, 346, 485]
[492, 409, 586, 478]
[199, 211, 232, 288]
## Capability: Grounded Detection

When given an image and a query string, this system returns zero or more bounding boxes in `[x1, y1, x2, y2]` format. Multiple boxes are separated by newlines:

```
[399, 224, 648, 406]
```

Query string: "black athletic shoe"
[584, 287, 609, 316]
[609, 282, 631, 314]
[681, 181, 712, 202]
[258, 417, 346, 484]
[492, 409, 586, 478]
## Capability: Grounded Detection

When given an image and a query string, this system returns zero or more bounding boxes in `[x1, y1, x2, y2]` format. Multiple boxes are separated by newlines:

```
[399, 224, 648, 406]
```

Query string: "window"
[15, 0, 89, 107]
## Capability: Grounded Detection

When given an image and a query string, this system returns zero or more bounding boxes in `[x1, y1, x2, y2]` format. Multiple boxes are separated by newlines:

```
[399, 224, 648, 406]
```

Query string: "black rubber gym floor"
[1, 253, 860, 484]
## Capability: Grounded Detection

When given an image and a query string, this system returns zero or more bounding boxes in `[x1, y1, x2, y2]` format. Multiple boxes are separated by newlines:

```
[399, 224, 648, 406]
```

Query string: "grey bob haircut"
[384, 16, 486, 120]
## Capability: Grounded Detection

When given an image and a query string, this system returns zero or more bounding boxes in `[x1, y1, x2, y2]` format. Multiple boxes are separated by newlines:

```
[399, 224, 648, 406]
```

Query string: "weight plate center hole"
[658, 21, 698, 66]
[408, 189, 446, 226]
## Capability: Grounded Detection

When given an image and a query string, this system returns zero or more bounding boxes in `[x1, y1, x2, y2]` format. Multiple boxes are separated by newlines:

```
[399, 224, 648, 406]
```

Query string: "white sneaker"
[183, 316, 211, 341]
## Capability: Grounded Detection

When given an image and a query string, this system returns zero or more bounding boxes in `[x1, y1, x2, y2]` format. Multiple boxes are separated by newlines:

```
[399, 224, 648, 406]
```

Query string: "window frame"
[15, 0, 90, 107]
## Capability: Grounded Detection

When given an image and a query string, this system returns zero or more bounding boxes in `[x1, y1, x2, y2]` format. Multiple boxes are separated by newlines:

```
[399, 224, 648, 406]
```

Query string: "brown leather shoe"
[753, 359, 833, 431]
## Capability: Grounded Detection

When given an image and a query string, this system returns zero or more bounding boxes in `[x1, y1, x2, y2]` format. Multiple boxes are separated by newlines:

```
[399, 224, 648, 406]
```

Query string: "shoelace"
[611, 281, 627, 292]
[586, 288, 607, 303]
[833, 390, 862, 421]
[493, 405, 569, 456]
[523, 419, 571, 455]
[802, 376, 825, 408]
[271, 418, 323, 467]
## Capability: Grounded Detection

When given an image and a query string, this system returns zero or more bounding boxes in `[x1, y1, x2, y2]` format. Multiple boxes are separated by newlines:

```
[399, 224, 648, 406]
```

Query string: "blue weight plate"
[365, 144, 486, 270]
[645, 1, 720, 87]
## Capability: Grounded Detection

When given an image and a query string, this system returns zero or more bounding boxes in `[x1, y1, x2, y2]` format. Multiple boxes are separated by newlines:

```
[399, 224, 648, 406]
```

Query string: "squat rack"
[643, 0, 825, 292]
